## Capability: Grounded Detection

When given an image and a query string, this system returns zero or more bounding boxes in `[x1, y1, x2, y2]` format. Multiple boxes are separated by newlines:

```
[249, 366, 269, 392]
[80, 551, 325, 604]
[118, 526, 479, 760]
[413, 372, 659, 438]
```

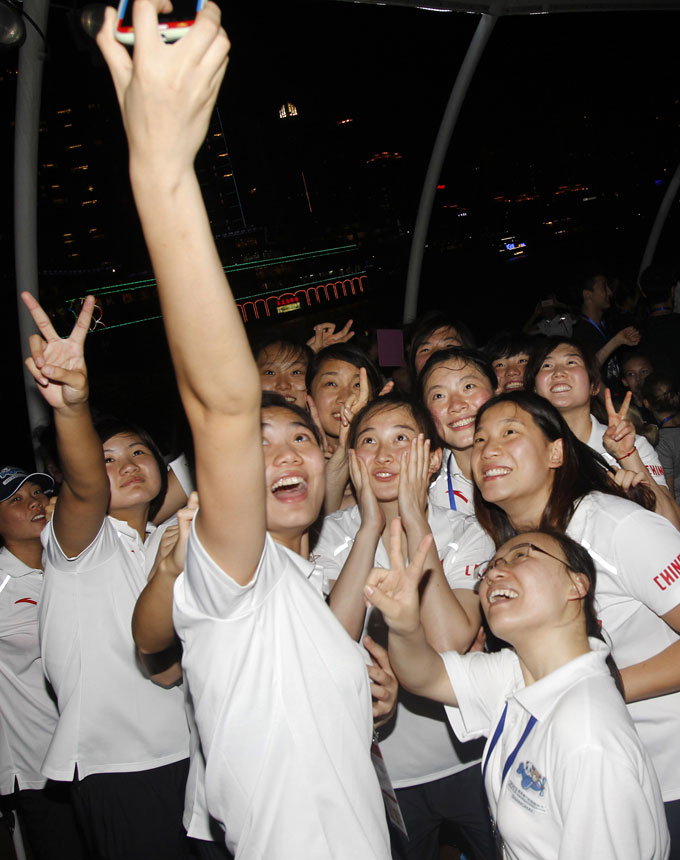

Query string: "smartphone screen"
[117, 0, 202, 40]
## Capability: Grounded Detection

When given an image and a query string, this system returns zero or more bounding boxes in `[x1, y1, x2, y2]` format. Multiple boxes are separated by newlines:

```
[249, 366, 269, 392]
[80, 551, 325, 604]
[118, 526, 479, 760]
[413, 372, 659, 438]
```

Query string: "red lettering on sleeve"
[647, 464, 665, 477]
[15, 598, 37, 605]
[654, 554, 680, 591]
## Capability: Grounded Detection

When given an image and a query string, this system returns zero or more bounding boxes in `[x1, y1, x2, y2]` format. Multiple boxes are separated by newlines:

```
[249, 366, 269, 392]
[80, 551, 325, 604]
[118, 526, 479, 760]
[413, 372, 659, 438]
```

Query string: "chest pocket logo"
[517, 761, 546, 796]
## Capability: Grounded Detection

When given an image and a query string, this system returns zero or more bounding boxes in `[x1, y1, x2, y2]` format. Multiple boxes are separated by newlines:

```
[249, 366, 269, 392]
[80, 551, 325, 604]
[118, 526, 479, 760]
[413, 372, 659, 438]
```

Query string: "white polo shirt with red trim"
[0, 548, 58, 793]
[588, 415, 668, 486]
[567, 491, 680, 801]
[39, 516, 190, 781]
[313, 503, 492, 787]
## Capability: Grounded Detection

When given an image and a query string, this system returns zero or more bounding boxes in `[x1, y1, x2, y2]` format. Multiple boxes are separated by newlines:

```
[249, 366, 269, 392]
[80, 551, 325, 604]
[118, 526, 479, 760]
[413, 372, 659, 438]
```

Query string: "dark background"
[3, 1, 680, 465]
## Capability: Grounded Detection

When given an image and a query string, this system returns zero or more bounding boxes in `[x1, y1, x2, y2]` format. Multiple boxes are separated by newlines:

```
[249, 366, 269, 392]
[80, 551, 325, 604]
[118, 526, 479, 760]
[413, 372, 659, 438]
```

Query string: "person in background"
[643, 373, 680, 505]
[407, 312, 475, 387]
[620, 352, 656, 425]
[0, 466, 86, 860]
[482, 332, 536, 395]
[639, 264, 680, 392]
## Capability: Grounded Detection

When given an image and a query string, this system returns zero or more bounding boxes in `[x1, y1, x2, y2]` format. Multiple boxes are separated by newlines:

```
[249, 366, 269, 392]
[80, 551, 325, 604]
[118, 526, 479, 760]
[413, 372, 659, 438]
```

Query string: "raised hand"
[616, 326, 641, 348]
[363, 635, 398, 726]
[602, 388, 637, 462]
[349, 450, 385, 535]
[306, 320, 355, 353]
[336, 367, 371, 449]
[22, 292, 94, 410]
[397, 434, 431, 530]
[363, 518, 432, 637]
[96, 0, 230, 176]
[149, 491, 199, 582]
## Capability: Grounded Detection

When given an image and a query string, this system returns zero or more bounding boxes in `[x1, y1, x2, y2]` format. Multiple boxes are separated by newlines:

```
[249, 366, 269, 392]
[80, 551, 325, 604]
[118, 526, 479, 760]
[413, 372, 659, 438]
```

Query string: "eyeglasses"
[476, 542, 570, 581]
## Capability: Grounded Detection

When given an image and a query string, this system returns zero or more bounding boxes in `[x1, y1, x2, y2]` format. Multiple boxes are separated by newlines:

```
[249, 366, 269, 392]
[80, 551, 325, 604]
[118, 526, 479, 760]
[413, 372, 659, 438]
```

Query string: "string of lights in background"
[61, 245, 367, 331]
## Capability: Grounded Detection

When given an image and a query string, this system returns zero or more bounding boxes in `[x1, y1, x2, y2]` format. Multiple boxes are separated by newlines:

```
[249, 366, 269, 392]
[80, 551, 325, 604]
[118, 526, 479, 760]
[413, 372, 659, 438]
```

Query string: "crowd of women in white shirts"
[1, 5, 679, 859]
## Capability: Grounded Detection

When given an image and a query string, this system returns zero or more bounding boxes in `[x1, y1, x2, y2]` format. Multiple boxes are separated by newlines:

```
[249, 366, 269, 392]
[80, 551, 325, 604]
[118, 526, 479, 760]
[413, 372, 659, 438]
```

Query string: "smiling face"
[423, 360, 495, 451]
[256, 343, 308, 409]
[471, 401, 563, 516]
[261, 406, 326, 543]
[413, 326, 463, 374]
[534, 343, 596, 413]
[309, 358, 363, 439]
[492, 353, 530, 394]
[354, 404, 442, 502]
[478, 532, 585, 644]
[103, 433, 163, 516]
[0, 481, 49, 545]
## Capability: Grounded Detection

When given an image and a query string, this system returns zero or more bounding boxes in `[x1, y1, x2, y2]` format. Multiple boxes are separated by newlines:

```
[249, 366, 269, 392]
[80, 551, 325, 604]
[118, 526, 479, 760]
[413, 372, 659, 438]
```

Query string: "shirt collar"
[0, 545, 42, 578]
[511, 638, 611, 721]
[109, 515, 156, 544]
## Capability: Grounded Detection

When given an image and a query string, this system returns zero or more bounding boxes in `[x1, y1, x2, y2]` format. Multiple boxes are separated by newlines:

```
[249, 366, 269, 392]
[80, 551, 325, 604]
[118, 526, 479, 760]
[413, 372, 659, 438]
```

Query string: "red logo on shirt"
[15, 598, 37, 605]
[654, 554, 680, 591]
[647, 464, 665, 477]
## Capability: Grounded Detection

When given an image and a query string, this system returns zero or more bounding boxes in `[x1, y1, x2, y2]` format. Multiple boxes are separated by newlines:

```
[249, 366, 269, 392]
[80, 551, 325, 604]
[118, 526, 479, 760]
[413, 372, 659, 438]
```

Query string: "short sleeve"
[180, 519, 273, 619]
[635, 435, 668, 487]
[440, 515, 494, 590]
[612, 508, 680, 616]
[440, 649, 522, 742]
[42, 518, 118, 572]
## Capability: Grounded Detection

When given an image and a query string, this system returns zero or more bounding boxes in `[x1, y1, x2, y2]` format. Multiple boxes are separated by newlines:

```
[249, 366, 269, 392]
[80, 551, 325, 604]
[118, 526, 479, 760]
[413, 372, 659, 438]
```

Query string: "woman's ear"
[567, 572, 590, 601]
[428, 446, 443, 479]
[548, 437, 564, 469]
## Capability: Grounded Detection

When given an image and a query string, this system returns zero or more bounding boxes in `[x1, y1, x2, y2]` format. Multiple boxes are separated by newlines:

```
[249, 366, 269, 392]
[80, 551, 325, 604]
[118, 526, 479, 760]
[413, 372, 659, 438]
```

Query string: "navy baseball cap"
[0, 466, 54, 503]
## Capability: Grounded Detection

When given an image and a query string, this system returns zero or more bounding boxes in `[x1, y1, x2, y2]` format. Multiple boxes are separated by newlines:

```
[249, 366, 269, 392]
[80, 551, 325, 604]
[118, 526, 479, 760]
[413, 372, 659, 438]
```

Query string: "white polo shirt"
[313, 503, 492, 787]
[0, 548, 58, 793]
[174, 527, 391, 859]
[588, 415, 667, 486]
[566, 492, 680, 802]
[39, 516, 190, 781]
[428, 450, 476, 515]
[442, 643, 669, 860]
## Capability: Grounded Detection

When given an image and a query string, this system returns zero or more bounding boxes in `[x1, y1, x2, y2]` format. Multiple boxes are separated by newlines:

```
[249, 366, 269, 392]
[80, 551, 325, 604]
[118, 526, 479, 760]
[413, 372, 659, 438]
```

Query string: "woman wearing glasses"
[364, 523, 670, 859]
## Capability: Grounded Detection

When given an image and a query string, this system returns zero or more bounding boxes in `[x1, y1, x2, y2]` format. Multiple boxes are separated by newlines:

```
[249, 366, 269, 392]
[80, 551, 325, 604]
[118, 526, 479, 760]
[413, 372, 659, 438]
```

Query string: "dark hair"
[641, 372, 680, 415]
[620, 351, 653, 376]
[347, 392, 442, 451]
[417, 347, 498, 401]
[306, 343, 382, 396]
[94, 417, 168, 521]
[496, 527, 623, 695]
[482, 331, 535, 364]
[524, 336, 601, 395]
[407, 312, 476, 380]
[639, 263, 678, 306]
[472, 392, 654, 547]
[260, 392, 323, 448]
[253, 338, 314, 372]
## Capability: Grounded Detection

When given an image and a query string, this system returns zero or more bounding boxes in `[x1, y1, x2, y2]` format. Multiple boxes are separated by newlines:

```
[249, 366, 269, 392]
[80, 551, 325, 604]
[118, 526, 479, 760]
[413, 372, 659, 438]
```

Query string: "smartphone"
[115, 0, 205, 44]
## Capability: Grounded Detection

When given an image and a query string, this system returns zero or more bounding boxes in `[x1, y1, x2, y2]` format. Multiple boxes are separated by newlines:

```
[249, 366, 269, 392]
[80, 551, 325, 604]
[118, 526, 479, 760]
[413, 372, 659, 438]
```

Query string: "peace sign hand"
[602, 388, 637, 461]
[363, 518, 433, 637]
[22, 292, 95, 411]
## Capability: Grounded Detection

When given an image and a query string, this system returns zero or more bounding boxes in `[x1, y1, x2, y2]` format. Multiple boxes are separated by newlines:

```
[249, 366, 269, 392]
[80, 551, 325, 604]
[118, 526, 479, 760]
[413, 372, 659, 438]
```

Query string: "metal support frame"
[639, 157, 680, 280]
[402, 12, 497, 324]
[14, 0, 50, 462]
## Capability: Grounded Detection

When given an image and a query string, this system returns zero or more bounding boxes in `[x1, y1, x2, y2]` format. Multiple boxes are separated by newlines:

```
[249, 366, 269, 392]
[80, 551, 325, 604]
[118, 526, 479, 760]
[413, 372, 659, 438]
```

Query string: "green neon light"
[66, 244, 358, 301]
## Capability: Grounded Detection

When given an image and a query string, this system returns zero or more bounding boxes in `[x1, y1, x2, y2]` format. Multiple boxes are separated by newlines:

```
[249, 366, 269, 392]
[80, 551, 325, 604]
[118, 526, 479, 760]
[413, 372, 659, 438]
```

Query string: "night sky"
[4, 0, 680, 463]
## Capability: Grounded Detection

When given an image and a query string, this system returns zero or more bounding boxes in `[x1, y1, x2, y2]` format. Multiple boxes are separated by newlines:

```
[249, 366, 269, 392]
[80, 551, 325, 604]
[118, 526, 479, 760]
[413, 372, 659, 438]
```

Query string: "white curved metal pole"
[639, 158, 680, 279]
[403, 12, 497, 324]
[14, 0, 50, 459]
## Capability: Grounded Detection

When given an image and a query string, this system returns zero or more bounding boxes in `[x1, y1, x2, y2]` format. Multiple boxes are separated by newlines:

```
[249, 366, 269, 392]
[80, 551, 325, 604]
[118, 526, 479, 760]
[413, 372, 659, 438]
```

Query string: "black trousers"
[4, 779, 87, 860]
[71, 758, 190, 860]
[388, 763, 497, 860]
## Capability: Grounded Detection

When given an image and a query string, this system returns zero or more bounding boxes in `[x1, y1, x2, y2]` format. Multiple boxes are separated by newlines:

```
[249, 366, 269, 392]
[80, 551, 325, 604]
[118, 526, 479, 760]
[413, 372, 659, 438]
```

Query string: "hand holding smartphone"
[115, 0, 205, 44]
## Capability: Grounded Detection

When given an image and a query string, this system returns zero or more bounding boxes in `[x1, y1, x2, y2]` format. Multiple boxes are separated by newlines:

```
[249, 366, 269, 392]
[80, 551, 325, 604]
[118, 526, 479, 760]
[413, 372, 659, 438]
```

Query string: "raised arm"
[98, 3, 265, 583]
[364, 519, 455, 705]
[397, 436, 481, 652]
[22, 293, 109, 558]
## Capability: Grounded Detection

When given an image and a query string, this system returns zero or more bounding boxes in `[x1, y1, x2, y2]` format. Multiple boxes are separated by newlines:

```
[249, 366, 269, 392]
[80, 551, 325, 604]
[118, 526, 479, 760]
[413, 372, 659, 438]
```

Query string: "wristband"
[616, 449, 636, 462]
